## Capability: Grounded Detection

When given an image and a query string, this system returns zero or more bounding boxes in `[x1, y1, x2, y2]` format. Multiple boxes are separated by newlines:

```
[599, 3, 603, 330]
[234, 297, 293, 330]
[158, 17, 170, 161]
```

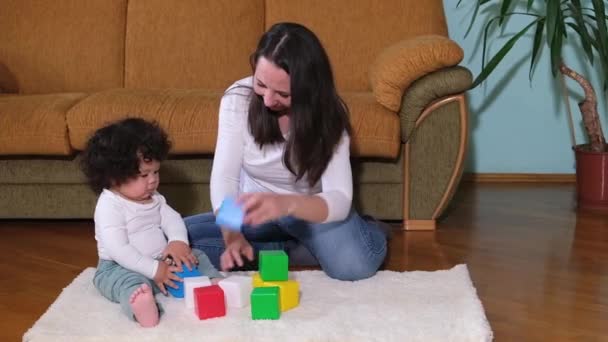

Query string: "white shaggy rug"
[24, 265, 493, 342]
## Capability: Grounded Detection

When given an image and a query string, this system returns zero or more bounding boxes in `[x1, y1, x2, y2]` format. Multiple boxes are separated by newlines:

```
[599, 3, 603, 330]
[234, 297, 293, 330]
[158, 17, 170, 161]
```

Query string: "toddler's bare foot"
[129, 283, 159, 327]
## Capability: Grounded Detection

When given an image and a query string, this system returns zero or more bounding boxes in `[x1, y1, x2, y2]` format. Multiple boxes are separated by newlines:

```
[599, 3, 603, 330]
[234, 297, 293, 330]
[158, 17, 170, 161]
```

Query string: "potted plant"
[458, 0, 608, 211]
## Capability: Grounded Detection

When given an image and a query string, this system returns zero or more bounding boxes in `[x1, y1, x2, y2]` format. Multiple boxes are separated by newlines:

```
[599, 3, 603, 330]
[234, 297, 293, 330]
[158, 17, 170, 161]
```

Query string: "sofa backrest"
[124, 0, 264, 90]
[265, 0, 448, 91]
[125, 0, 449, 92]
[0, 0, 448, 94]
[0, 0, 126, 94]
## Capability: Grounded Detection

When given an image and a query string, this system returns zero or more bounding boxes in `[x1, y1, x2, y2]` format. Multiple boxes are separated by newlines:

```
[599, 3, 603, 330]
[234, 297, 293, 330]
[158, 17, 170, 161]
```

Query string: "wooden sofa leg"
[403, 220, 436, 231]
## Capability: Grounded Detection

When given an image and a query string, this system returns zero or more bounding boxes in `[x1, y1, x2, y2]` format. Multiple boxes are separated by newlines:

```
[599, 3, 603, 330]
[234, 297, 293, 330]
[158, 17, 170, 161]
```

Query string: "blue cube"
[216, 197, 245, 231]
[167, 266, 202, 298]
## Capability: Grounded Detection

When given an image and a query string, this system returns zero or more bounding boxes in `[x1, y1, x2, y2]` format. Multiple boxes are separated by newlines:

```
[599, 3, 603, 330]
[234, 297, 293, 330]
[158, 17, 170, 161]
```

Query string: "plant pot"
[574, 144, 608, 211]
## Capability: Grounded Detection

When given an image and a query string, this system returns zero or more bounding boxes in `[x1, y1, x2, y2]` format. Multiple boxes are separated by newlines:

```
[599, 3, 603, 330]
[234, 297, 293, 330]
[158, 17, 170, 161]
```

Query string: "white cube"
[218, 275, 253, 308]
[184, 276, 211, 308]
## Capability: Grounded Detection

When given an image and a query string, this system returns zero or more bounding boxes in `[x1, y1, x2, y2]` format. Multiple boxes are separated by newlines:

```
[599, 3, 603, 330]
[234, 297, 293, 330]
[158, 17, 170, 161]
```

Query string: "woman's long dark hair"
[248, 22, 351, 186]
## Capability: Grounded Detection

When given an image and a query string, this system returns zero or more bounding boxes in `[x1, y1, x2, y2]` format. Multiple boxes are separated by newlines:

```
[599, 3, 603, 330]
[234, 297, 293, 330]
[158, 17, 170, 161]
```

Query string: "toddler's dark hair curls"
[80, 117, 171, 194]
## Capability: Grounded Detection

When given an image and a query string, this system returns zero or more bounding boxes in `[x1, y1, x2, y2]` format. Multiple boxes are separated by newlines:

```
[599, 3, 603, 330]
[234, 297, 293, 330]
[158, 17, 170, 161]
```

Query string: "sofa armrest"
[398, 67, 472, 229]
[399, 66, 472, 142]
[369, 35, 464, 113]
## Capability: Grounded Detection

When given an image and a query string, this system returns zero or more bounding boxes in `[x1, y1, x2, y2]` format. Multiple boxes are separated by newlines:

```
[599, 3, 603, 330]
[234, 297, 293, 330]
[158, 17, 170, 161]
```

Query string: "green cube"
[259, 250, 288, 281]
[251, 286, 281, 320]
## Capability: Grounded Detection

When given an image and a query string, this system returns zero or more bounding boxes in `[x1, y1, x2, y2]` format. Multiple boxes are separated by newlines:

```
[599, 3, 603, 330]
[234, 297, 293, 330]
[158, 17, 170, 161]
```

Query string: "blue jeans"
[184, 210, 387, 281]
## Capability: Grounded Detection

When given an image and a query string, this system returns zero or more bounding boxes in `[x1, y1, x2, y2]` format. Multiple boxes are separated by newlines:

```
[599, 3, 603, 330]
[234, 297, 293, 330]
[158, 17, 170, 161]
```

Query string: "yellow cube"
[252, 272, 299, 311]
[252, 272, 265, 287]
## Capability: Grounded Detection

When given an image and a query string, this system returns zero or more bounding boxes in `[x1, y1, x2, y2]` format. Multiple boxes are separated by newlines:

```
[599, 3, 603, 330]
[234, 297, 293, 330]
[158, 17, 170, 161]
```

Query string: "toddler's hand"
[162, 241, 197, 271]
[153, 261, 181, 295]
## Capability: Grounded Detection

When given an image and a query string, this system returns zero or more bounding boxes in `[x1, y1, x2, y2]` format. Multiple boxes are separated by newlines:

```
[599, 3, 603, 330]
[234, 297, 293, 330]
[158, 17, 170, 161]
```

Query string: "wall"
[443, 1, 607, 173]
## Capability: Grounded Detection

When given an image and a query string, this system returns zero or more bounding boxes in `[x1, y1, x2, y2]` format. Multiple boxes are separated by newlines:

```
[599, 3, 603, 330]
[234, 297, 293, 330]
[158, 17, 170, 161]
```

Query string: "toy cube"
[167, 266, 202, 298]
[252, 272, 264, 287]
[184, 276, 211, 308]
[194, 285, 226, 320]
[215, 197, 244, 231]
[218, 275, 253, 308]
[268, 279, 299, 312]
[251, 286, 280, 320]
[252, 273, 299, 312]
[259, 250, 288, 281]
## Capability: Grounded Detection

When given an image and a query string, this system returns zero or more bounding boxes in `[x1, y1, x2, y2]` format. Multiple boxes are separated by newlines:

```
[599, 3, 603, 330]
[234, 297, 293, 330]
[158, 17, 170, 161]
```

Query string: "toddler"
[81, 117, 222, 327]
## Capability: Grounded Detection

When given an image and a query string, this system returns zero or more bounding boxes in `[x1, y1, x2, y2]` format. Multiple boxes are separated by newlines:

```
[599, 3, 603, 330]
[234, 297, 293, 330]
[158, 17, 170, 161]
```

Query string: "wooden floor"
[1, 183, 607, 341]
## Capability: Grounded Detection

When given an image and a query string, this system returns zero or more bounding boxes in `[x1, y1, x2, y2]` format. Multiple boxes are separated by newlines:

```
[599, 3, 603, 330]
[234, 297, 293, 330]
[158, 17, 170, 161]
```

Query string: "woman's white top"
[210, 76, 352, 223]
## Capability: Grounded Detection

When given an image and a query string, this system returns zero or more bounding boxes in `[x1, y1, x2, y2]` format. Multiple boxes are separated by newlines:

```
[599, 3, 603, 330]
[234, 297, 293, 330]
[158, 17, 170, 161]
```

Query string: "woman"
[185, 22, 388, 281]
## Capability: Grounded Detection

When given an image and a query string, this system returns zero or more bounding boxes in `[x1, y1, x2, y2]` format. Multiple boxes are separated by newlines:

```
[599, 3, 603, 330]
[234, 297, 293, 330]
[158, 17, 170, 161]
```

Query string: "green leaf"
[546, 0, 561, 46]
[567, 22, 600, 53]
[568, 1, 595, 64]
[592, 0, 608, 56]
[481, 15, 503, 69]
[472, 19, 540, 88]
[463, 0, 494, 37]
[530, 19, 546, 81]
[591, 27, 608, 55]
[591, 0, 608, 88]
[480, 12, 542, 70]
[579, 7, 608, 19]
[500, 0, 514, 25]
[464, 0, 484, 37]
[549, 14, 564, 76]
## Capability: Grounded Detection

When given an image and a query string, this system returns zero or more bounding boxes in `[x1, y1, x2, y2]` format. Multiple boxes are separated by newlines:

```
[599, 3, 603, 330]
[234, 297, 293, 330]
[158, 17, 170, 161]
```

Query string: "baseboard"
[463, 173, 576, 183]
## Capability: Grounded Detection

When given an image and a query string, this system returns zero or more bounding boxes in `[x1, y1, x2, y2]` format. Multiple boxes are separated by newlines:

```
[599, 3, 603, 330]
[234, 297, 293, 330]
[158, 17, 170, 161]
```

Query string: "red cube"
[194, 285, 226, 320]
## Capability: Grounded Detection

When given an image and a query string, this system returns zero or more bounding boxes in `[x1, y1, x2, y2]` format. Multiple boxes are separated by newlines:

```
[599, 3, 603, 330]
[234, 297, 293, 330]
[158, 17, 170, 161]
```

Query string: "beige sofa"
[0, 0, 472, 230]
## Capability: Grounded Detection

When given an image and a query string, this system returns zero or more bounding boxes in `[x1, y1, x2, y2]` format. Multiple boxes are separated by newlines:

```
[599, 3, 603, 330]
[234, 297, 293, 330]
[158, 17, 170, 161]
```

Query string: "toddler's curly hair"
[80, 117, 171, 194]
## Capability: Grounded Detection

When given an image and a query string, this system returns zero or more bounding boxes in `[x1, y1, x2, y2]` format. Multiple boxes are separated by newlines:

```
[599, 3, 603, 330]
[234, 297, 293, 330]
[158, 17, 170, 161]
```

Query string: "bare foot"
[129, 283, 159, 327]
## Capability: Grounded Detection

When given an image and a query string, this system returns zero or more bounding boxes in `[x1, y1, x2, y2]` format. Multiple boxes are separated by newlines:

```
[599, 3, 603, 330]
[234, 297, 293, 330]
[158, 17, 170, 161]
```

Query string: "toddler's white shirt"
[94, 189, 189, 279]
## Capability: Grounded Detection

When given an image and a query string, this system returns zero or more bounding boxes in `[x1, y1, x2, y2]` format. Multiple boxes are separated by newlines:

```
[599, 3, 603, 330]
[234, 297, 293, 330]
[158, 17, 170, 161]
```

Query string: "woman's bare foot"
[129, 284, 159, 327]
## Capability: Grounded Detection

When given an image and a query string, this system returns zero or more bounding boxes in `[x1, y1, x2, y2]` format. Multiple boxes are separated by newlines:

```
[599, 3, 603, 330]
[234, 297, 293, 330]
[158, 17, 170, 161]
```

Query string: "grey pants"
[93, 248, 221, 322]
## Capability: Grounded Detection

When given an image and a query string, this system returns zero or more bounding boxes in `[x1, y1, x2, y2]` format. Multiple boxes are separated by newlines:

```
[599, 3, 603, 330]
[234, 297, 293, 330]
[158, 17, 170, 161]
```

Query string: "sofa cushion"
[66, 89, 221, 154]
[0, 0, 126, 94]
[0, 94, 86, 155]
[343, 92, 400, 158]
[66, 89, 399, 158]
[265, 0, 448, 91]
[124, 0, 264, 90]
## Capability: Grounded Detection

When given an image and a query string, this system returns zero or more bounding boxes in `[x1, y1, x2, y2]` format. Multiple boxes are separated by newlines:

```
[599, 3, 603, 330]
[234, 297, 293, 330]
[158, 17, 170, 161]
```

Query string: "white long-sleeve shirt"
[210, 76, 353, 222]
[94, 189, 189, 279]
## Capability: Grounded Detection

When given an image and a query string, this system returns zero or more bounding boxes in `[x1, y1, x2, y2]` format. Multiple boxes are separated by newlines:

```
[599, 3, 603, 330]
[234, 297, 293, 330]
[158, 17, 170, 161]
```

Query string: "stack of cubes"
[169, 249, 301, 321]
[190, 274, 254, 320]
[250, 250, 300, 320]
[170, 266, 254, 321]
[169, 266, 227, 320]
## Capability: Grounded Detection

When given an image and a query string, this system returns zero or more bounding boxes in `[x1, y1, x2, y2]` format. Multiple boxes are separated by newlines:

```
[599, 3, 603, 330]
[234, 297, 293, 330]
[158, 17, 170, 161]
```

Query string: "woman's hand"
[220, 232, 254, 271]
[238, 193, 294, 226]
[153, 261, 182, 295]
[162, 241, 198, 271]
